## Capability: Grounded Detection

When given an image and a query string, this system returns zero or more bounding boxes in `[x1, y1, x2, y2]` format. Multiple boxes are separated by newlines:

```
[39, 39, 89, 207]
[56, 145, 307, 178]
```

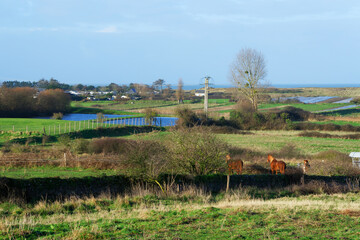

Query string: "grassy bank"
[1, 192, 359, 239]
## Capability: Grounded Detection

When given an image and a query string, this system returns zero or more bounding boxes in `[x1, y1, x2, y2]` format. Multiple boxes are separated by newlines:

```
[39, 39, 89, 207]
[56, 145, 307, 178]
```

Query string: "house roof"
[349, 152, 360, 158]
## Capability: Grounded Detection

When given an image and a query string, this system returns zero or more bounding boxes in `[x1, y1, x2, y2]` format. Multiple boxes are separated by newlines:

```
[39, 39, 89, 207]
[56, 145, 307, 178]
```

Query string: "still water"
[35, 114, 178, 127]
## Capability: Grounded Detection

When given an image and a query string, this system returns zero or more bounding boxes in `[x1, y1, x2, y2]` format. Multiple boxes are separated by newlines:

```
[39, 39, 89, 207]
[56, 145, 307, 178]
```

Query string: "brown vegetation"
[0, 87, 71, 117]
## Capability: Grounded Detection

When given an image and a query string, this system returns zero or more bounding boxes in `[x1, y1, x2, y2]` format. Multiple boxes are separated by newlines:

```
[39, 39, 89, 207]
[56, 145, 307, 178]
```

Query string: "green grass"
[258, 103, 351, 112]
[0, 166, 118, 179]
[219, 131, 360, 155]
[128, 130, 360, 155]
[72, 100, 179, 111]
[71, 106, 139, 115]
[0, 118, 73, 133]
[1, 193, 360, 239]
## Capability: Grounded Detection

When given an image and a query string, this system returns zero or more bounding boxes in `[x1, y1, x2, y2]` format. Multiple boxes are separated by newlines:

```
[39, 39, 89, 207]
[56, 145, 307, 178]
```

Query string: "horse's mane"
[268, 154, 276, 162]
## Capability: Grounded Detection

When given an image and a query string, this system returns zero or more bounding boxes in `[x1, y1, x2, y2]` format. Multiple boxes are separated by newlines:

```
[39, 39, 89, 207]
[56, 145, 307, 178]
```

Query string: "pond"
[105, 117, 178, 127]
[35, 114, 178, 127]
[35, 113, 131, 121]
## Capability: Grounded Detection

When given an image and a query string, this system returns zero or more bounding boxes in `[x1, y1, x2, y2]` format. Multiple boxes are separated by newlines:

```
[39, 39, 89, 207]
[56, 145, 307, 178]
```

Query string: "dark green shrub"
[166, 127, 229, 175]
[90, 137, 134, 155]
[71, 138, 90, 154]
[175, 107, 200, 127]
[58, 134, 71, 147]
[144, 108, 158, 126]
[123, 140, 168, 179]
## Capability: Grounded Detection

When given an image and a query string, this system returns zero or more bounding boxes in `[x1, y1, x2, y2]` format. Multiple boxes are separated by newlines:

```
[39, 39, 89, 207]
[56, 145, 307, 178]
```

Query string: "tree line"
[0, 87, 71, 117]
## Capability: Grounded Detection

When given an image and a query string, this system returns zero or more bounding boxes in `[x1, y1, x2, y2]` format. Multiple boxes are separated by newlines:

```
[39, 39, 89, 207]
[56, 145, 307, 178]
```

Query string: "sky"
[0, 0, 360, 87]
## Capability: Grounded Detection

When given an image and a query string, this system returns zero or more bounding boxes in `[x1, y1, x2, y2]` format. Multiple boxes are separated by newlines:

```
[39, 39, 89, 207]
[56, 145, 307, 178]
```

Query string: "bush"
[175, 107, 200, 127]
[143, 108, 158, 126]
[166, 127, 229, 175]
[294, 122, 360, 132]
[311, 150, 360, 176]
[96, 113, 106, 123]
[90, 138, 134, 155]
[51, 112, 63, 120]
[58, 134, 71, 147]
[123, 140, 168, 179]
[9, 143, 30, 153]
[350, 97, 360, 104]
[298, 131, 360, 140]
[276, 143, 306, 159]
[71, 138, 90, 154]
[267, 106, 312, 121]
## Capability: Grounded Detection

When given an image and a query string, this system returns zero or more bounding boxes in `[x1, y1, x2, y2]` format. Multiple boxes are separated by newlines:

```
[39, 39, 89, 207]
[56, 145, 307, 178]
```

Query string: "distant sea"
[183, 83, 360, 90]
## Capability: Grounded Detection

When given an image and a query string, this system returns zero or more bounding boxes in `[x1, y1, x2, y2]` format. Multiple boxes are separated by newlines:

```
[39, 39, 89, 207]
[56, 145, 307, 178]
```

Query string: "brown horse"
[267, 154, 286, 174]
[225, 154, 243, 175]
[303, 160, 310, 174]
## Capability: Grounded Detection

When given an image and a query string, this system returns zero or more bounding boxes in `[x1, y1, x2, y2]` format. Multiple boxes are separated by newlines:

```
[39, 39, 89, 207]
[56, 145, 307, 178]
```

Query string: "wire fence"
[0, 117, 178, 136]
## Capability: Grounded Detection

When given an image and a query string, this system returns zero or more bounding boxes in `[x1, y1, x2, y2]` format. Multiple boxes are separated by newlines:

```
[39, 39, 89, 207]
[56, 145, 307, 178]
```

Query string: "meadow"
[1, 93, 360, 239]
[1, 192, 360, 239]
[219, 130, 360, 155]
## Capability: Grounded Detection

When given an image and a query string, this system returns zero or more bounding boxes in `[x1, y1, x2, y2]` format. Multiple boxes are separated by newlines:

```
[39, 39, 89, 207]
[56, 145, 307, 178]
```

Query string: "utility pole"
[204, 76, 211, 117]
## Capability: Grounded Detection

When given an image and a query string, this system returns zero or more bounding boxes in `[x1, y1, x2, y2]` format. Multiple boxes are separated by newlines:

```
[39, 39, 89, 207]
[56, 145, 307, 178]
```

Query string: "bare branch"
[229, 48, 268, 110]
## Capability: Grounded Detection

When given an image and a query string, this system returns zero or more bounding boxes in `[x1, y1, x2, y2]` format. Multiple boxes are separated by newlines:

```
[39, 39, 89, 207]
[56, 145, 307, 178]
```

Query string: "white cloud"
[94, 23, 165, 34]
[191, 10, 360, 25]
[96, 26, 118, 33]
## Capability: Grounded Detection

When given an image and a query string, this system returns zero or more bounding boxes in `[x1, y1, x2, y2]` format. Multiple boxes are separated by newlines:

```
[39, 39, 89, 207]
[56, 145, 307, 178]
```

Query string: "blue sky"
[1, 0, 359, 87]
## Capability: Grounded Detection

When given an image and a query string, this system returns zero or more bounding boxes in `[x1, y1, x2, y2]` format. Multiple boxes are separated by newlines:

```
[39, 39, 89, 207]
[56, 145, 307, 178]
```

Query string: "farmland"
[1, 91, 360, 239]
[1, 193, 360, 239]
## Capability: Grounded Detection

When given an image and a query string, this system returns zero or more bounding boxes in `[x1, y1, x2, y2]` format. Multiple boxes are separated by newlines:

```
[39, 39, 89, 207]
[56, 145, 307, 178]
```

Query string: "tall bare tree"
[176, 78, 184, 104]
[229, 48, 267, 111]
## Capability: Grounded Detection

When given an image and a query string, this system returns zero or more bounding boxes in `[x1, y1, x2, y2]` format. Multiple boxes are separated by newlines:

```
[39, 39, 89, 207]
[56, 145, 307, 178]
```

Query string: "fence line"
[0, 117, 176, 136]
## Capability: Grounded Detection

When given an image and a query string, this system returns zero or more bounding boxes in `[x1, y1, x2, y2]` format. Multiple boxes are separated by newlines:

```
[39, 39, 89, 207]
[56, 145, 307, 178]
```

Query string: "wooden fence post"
[226, 174, 230, 193]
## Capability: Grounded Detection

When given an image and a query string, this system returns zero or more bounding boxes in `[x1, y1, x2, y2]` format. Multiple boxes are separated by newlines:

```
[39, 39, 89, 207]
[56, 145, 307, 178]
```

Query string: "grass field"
[216, 102, 351, 113]
[0, 118, 74, 136]
[0, 118, 120, 138]
[258, 103, 351, 112]
[124, 130, 360, 156]
[219, 131, 360, 155]
[72, 100, 179, 111]
[1, 193, 359, 239]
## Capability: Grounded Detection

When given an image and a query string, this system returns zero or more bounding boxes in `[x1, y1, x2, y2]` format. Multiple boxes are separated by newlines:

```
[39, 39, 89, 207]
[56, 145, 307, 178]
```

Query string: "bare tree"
[162, 84, 172, 99]
[153, 79, 165, 93]
[176, 78, 184, 104]
[229, 48, 267, 111]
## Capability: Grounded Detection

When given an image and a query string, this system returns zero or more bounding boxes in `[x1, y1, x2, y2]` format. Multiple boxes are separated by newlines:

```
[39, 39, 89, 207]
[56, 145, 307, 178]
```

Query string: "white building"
[349, 152, 360, 168]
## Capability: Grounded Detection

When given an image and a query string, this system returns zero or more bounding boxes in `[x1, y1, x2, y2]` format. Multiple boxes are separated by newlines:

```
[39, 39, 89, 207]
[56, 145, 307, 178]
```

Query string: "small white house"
[349, 152, 360, 168]
[195, 90, 205, 97]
